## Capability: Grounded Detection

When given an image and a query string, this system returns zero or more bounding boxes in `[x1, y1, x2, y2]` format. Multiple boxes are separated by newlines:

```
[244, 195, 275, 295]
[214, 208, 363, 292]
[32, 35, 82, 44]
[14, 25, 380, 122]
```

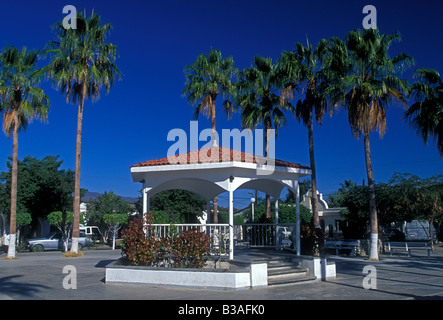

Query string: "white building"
[301, 189, 347, 237]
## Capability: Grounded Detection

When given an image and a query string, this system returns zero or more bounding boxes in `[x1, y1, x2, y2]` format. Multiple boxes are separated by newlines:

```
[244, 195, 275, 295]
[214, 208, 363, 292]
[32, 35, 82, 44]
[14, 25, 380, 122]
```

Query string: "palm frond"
[332, 29, 414, 137]
[43, 10, 120, 106]
[405, 67, 443, 155]
[0, 46, 50, 134]
[183, 49, 237, 122]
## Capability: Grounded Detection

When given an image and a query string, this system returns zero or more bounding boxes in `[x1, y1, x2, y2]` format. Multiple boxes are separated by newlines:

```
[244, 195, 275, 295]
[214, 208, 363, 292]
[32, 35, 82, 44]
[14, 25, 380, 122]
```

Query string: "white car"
[27, 231, 92, 252]
[80, 226, 103, 243]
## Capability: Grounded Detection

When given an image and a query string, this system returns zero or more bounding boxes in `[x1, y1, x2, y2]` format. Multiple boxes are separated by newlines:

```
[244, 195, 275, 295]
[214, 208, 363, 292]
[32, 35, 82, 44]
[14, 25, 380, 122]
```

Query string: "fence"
[240, 223, 297, 249]
[150, 223, 298, 255]
[150, 223, 231, 256]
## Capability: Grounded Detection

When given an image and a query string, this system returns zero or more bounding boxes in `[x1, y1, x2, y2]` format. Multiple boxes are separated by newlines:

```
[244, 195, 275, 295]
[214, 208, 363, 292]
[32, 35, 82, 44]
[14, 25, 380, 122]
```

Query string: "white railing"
[150, 223, 231, 256]
[150, 223, 298, 254]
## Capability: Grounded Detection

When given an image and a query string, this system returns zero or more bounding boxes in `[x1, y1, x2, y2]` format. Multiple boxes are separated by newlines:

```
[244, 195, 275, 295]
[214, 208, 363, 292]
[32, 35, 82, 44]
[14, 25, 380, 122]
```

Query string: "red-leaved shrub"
[170, 229, 211, 268]
[121, 215, 161, 266]
[121, 213, 211, 268]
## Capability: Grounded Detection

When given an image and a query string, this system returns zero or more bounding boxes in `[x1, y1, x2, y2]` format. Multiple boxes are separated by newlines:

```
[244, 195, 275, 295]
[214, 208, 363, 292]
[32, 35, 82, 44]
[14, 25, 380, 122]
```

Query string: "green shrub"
[152, 210, 185, 224]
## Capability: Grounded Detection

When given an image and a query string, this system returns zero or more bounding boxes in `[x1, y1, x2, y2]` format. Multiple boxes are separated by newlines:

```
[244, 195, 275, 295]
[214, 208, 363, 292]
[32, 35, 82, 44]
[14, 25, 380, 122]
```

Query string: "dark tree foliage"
[150, 189, 206, 223]
[0, 155, 75, 229]
[86, 191, 132, 231]
[332, 173, 443, 239]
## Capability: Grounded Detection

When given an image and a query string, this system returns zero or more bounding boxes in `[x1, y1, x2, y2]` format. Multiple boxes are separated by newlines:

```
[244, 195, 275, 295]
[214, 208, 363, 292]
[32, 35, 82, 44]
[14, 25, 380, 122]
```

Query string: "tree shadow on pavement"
[0, 275, 50, 298]
[95, 260, 117, 268]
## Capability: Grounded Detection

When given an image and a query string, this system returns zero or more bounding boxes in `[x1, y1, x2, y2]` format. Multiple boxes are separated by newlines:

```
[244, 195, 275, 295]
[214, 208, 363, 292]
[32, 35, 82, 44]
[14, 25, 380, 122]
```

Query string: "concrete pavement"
[1, 246, 443, 300]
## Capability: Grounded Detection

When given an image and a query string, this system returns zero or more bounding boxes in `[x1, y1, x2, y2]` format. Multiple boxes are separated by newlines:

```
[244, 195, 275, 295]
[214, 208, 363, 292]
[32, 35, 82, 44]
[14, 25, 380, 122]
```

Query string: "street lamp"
[249, 192, 255, 223]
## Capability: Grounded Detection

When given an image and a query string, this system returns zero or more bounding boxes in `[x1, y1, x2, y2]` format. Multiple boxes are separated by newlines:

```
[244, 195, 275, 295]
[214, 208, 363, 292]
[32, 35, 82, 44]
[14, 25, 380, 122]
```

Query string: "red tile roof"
[131, 147, 310, 170]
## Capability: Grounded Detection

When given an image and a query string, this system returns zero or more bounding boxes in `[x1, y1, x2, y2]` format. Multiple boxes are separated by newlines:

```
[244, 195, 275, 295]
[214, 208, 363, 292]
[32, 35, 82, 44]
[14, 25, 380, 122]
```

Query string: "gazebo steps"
[267, 260, 317, 286]
[268, 274, 317, 286]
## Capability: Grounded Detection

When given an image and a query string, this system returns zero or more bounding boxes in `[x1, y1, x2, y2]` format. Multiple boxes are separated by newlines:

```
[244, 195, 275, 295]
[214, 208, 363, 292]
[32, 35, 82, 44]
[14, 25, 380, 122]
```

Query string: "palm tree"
[183, 49, 237, 223]
[43, 11, 120, 253]
[0, 46, 50, 258]
[339, 179, 357, 193]
[277, 39, 331, 230]
[404, 68, 443, 156]
[236, 55, 295, 218]
[327, 29, 413, 260]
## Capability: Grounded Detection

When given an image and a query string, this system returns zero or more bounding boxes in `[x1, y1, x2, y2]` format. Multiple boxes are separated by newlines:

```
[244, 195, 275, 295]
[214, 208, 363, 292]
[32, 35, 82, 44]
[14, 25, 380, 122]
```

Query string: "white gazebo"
[130, 147, 311, 259]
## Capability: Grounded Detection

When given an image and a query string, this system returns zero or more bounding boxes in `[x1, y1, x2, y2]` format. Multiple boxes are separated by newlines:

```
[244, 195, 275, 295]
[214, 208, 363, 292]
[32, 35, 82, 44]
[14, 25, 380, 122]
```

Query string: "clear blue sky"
[0, 0, 442, 208]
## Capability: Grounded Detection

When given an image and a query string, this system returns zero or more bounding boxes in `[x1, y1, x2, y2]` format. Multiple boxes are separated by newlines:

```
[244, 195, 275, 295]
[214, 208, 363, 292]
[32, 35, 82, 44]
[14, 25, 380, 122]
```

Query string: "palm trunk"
[265, 120, 271, 219]
[211, 95, 218, 223]
[307, 113, 320, 228]
[264, 196, 271, 220]
[212, 196, 218, 224]
[7, 123, 19, 258]
[71, 89, 85, 254]
[211, 95, 217, 147]
[364, 132, 379, 261]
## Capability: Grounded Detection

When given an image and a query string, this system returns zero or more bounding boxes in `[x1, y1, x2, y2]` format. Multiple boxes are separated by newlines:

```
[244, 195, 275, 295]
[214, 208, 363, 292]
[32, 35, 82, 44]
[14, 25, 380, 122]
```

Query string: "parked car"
[405, 220, 437, 241]
[27, 231, 92, 252]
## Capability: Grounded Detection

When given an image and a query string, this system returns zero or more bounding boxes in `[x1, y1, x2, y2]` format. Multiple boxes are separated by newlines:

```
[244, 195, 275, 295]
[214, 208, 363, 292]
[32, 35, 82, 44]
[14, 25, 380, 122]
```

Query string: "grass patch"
[63, 251, 84, 257]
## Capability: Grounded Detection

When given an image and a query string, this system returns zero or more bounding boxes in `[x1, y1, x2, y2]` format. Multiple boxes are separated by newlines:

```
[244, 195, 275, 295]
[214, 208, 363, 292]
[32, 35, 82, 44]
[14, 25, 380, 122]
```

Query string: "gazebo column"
[142, 188, 151, 232]
[142, 188, 151, 224]
[142, 188, 150, 214]
[229, 189, 234, 260]
[142, 188, 147, 213]
[275, 199, 279, 224]
[295, 183, 301, 255]
[275, 199, 279, 250]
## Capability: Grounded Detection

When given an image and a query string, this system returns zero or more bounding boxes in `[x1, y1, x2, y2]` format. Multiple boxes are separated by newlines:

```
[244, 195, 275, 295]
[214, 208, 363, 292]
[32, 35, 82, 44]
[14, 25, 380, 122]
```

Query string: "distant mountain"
[121, 195, 140, 204]
[81, 191, 139, 204]
[81, 192, 101, 202]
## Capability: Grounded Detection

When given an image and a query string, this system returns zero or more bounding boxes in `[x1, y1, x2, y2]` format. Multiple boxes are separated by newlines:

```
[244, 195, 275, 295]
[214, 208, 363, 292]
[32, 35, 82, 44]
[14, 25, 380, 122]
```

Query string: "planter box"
[105, 261, 267, 289]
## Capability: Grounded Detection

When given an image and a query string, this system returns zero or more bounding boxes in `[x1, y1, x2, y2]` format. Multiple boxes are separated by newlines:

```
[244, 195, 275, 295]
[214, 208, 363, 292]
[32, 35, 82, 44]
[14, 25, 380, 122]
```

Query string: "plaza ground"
[1, 245, 443, 301]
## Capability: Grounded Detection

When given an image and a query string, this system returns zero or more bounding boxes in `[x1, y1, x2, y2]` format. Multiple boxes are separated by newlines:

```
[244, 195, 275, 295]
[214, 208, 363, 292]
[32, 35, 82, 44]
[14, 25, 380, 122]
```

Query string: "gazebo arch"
[130, 147, 311, 259]
[144, 177, 224, 201]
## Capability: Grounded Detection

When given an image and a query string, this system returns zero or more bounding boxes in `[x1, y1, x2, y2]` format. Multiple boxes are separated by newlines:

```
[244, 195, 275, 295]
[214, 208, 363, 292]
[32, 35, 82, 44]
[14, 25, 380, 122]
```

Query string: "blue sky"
[0, 0, 442, 208]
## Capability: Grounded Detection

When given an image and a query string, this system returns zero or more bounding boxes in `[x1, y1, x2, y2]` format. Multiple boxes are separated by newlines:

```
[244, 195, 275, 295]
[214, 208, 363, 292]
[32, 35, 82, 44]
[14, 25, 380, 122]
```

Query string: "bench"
[324, 240, 359, 256]
[387, 242, 433, 257]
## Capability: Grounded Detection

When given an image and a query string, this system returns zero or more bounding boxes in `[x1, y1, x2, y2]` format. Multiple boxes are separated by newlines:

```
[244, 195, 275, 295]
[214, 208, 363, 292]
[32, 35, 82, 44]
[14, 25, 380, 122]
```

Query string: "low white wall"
[297, 257, 336, 281]
[105, 262, 268, 289]
[249, 263, 267, 288]
[105, 257, 335, 288]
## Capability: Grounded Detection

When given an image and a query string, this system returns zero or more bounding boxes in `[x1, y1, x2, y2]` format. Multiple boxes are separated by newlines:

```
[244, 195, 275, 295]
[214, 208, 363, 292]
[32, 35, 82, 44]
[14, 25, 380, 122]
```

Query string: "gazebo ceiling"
[144, 177, 227, 201]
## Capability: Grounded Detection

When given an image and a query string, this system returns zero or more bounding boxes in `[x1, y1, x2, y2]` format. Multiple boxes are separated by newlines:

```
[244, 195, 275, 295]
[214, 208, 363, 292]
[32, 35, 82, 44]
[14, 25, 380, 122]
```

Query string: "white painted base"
[7, 234, 16, 258]
[71, 237, 79, 253]
[369, 233, 379, 260]
[105, 262, 268, 289]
